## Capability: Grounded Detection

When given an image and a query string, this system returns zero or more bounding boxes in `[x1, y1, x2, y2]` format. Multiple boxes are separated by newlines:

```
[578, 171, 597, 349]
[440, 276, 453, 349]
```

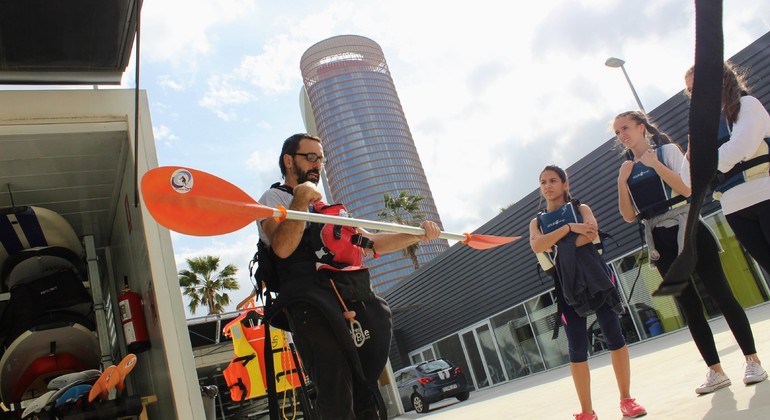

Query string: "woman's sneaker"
[620, 398, 647, 417]
[743, 360, 768, 385]
[695, 369, 731, 394]
[573, 411, 598, 420]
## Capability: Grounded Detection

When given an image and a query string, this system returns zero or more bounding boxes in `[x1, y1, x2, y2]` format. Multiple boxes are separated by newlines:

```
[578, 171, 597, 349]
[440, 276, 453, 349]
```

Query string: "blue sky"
[120, 0, 769, 316]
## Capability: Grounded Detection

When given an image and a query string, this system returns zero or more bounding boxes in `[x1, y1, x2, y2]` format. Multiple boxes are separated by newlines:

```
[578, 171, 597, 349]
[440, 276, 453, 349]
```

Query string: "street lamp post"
[605, 57, 645, 112]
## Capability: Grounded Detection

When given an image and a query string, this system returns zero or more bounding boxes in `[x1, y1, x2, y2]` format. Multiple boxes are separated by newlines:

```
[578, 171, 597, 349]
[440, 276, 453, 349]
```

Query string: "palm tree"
[378, 191, 427, 269]
[178, 255, 239, 316]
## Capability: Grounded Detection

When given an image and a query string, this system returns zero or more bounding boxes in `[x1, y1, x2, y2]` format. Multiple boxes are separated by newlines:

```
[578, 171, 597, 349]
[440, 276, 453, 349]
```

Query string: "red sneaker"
[574, 411, 598, 420]
[620, 398, 647, 417]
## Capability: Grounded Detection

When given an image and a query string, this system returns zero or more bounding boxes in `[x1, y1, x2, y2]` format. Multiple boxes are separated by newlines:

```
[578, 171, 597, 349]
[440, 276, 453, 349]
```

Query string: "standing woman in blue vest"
[530, 165, 646, 420]
[614, 110, 766, 394]
[682, 62, 770, 286]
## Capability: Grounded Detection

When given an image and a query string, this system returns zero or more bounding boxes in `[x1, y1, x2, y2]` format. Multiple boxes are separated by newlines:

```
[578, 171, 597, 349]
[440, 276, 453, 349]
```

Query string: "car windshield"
[417, 359, 451, 374]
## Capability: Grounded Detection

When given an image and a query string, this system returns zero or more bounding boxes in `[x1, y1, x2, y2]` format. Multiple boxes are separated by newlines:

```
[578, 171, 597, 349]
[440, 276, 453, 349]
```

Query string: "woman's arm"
[529, 218, 569, 253]
[617, 161, 638, 223]
[575, 204, 599, 247]
[640, 146, 691, 197]
[718, 96, 770, 172]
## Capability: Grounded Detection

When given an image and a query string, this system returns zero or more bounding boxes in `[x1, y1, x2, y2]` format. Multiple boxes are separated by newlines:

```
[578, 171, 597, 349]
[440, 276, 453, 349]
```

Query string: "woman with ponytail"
[614, 110, 765, 395]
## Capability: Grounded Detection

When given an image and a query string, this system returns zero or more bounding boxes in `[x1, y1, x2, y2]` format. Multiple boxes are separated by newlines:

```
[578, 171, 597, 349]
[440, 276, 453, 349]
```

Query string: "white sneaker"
[695, 369, 731, 394]
[743, 360, 768, 385]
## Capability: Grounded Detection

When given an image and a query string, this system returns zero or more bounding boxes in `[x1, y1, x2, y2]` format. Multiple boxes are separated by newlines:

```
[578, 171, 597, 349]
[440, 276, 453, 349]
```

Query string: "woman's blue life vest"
[535, 200, 604, 272]
[625, 146, 687, 220]
[712, 114, 770, 200]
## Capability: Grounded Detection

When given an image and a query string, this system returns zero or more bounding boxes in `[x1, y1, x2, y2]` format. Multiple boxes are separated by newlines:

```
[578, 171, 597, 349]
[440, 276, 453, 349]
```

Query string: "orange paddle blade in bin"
[87, 365, 118, 402]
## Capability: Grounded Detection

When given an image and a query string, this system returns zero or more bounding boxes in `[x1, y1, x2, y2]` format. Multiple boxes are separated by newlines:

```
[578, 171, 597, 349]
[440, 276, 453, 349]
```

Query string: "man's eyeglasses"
[293, 152, 327, 164]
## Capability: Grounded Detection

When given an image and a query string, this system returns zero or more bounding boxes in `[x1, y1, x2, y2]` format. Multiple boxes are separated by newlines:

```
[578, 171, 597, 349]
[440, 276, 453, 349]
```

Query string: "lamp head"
[605, 57, 625, 68]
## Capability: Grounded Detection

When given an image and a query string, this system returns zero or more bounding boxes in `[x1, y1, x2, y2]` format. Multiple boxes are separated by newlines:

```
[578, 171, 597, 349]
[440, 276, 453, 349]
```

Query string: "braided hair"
[612, 110, 677, 159]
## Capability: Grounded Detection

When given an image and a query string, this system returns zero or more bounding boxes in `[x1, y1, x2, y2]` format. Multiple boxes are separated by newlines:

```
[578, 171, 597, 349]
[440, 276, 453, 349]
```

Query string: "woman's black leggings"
[653, 222, 757, 366]
[726, 198, 770, 276]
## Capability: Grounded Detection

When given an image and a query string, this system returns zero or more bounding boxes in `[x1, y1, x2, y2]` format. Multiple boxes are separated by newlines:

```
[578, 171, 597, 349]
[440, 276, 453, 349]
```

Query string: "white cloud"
[153, 124, 180, 146]
[198, 74, 257, 120]
[140, 0, 257, 65]
[236, 34, 309, 94]
[158, 75, 185, 92]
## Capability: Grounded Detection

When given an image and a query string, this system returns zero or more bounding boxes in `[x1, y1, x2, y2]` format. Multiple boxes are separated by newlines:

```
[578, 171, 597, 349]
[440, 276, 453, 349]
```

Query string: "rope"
[328, 278, 357, 322]
[654, 0, 723, 295]
[280, 330, 297, 420]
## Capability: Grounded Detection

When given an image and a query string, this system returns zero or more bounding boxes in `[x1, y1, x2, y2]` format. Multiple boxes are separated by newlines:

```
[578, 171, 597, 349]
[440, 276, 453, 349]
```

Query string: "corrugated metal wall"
[384, 31, 770, 369]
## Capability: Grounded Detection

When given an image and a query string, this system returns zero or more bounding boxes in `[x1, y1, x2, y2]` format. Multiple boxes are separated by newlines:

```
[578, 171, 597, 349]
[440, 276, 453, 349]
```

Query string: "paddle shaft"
[271, 206, 468, 242]
[140, 167, 518, 248]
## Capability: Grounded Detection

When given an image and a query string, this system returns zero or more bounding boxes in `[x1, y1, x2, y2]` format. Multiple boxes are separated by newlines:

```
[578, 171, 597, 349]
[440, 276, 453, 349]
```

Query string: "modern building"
[299, 35, 449, 293]
[383, 32, 770, 394]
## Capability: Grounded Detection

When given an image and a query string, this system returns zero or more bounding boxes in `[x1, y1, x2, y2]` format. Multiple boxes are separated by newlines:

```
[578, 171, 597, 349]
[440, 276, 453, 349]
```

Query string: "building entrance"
[459, 323, 507, 389]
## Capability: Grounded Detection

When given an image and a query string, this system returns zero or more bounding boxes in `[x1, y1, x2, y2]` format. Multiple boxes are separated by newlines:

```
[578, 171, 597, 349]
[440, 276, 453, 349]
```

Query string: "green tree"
[178, 255, 239, 316]
[378, 191, 427, 269]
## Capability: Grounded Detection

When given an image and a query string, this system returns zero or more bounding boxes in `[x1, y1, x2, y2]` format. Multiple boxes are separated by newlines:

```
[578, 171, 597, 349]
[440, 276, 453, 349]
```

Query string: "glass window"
[610, 249, 685, 338]
[435, 334, 475, 390]
[461, 331, 489, 389]
[490, 305, 545, 379]
[703, 211, 769, 305]
[525, 291, 569, 369]
[476, 325, 506, 385]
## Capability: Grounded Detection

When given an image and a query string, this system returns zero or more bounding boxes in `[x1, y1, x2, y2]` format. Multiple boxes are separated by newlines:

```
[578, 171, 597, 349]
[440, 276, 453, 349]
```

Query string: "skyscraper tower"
[299, 34, 449, 293]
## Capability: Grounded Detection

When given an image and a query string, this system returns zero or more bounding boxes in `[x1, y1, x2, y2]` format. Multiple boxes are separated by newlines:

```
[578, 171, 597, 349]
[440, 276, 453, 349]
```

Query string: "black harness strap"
[635, 195, 689, 222]
[713, 152, 770, 186]
[654, 0, 723, 295]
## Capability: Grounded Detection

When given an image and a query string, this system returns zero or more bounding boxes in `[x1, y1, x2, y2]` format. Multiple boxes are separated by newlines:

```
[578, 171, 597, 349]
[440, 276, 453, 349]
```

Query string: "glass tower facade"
[299, 35, 448, 293]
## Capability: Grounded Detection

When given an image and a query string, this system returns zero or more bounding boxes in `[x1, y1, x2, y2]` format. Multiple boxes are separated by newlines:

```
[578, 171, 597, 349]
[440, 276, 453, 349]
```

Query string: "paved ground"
[393, 301, 770, 420]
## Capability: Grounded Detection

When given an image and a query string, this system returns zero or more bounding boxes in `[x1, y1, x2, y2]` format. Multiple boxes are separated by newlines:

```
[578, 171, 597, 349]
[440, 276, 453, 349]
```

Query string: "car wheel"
[412, 394, 429, 413]
[456, 391, 470, 402]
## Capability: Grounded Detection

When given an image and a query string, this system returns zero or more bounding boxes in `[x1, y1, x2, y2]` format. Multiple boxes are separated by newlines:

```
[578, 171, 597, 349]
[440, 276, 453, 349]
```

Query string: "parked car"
[394, 358, 470, 413]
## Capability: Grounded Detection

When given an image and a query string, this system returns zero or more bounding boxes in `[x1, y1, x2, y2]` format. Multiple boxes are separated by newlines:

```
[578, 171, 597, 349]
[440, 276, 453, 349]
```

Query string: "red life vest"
[310, 202, 374, 267]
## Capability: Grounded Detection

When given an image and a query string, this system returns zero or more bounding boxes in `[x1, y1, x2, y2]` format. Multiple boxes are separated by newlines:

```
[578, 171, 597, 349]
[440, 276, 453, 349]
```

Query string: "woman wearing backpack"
[682, 61, 770, 283]
[614, 110, 766, 394]
[529, 165, 646, 420]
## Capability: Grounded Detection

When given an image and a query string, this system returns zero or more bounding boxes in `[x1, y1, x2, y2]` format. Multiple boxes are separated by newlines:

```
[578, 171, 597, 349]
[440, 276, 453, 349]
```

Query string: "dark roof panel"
[0, 0, 139, 84]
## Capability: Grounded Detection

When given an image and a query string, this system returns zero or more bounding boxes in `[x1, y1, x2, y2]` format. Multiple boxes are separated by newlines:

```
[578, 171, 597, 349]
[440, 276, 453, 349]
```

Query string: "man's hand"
[417, 220, 441, 242]
[292, 181, 322, 210]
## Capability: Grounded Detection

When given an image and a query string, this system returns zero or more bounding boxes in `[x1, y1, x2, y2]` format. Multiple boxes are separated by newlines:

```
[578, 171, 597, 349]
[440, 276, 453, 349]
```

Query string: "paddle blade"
[115, 354, 138, 391]
[88, 365, 117, 402]
[462, 234, 521, 250]
[141, 167, 274, 236]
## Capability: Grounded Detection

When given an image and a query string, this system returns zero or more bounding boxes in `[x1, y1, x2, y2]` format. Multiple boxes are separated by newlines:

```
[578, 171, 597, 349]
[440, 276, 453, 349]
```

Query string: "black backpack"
[251, 183, 292, 299]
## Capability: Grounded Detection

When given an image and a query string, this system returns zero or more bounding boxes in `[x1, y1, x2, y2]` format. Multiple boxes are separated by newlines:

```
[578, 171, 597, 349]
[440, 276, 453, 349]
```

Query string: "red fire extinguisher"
[118, 277, 151, 353]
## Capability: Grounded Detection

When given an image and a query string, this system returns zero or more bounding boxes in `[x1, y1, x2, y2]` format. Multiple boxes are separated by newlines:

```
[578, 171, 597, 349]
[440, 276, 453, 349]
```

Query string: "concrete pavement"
[393, 301, 770, 419]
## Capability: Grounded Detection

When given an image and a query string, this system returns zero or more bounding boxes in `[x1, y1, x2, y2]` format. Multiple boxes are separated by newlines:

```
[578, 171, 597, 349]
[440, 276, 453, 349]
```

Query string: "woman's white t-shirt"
[680, 95, 770, 214]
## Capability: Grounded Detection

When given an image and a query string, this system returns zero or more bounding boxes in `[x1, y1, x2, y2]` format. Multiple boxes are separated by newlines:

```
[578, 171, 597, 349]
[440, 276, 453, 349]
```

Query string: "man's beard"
[294, 166, 320, 185]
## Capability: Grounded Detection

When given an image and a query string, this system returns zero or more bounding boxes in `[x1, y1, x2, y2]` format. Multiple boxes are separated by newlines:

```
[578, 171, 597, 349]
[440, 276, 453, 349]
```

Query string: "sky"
[117, 0, 769, 317]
